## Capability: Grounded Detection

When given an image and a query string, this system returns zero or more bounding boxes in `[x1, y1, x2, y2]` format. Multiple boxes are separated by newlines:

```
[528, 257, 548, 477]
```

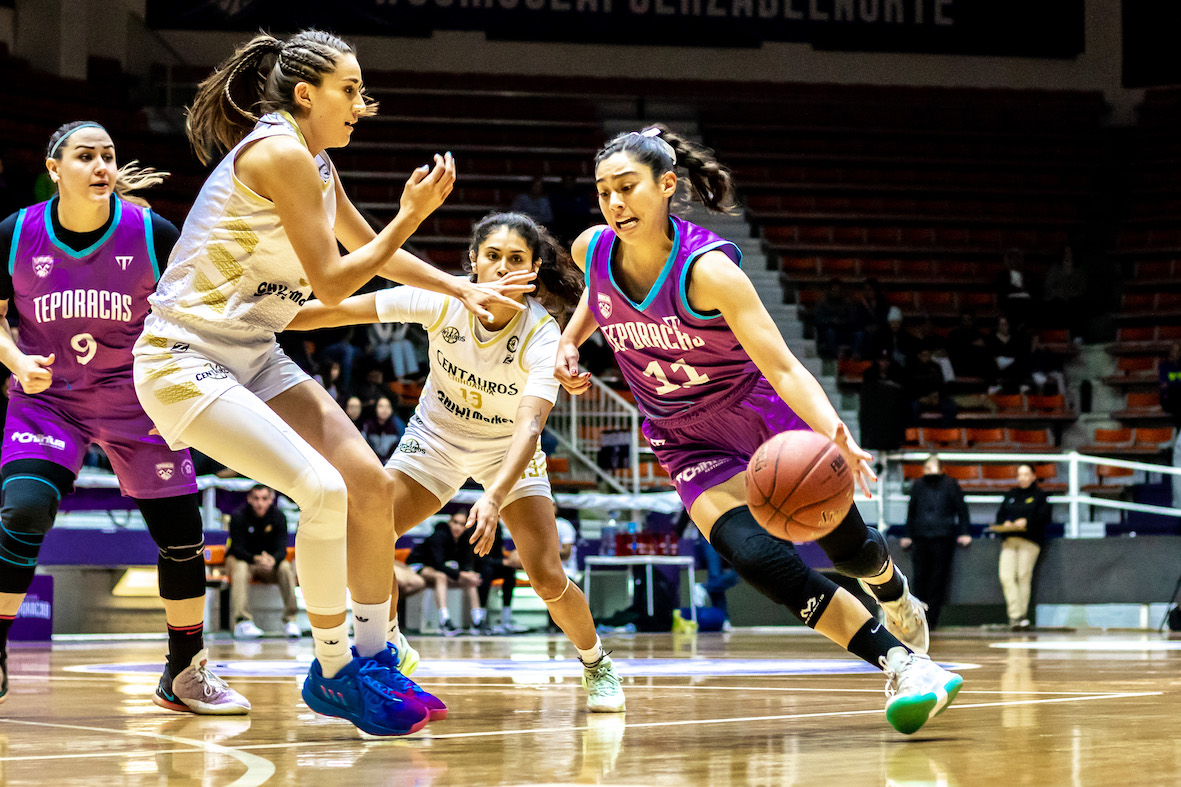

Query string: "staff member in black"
[901, 455, 972, 629]
[226, 485, 299, 639]
[988, 463, 1050, 630]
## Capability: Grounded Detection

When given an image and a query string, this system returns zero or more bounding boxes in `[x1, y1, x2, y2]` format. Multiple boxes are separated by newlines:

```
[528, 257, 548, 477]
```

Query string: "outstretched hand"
[554, 341, 592, 395]
[400, 152, 456, 221]
[833, 421, 876, 498]
[458, 270, 536, 321]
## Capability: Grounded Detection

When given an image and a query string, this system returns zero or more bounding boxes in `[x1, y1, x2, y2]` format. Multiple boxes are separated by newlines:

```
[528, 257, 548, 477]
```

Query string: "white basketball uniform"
[133, 111, 330, 448]
[379, 286, 560, 506]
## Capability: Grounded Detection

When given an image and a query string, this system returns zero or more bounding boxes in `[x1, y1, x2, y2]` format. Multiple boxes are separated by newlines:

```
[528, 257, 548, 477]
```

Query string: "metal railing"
[548, 375, 643, 494]
[876, 450, 1181, 537]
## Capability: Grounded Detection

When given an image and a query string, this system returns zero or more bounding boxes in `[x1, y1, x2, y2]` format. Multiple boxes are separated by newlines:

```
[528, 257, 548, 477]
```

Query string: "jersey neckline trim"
[606, 217, 681, 313]
[43, 195, 123, 259]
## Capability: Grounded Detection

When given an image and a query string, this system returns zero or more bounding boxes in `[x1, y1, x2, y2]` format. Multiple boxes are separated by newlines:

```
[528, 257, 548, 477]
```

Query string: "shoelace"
[879, 655, 900, 699]
[585, 661, 621, 693]
[193, 663, 232, 699]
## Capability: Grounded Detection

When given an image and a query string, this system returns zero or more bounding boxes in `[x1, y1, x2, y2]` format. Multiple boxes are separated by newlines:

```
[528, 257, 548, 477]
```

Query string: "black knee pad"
[823, 519, 891, 580]
[0, 461, 72, 594]
[710, 506, 839, 627]
[137, 494, 206, 601]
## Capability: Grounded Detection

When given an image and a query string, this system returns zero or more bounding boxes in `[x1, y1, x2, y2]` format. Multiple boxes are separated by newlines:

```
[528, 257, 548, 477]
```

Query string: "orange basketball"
[746, 430, 855, 542]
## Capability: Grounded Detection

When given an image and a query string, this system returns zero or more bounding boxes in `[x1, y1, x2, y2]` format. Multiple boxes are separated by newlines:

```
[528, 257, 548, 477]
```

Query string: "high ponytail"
[44, 122, 169, 209]
[594, 124, 736, 214]
[466, 212, 584, 323]
[185, 30, 376, 166]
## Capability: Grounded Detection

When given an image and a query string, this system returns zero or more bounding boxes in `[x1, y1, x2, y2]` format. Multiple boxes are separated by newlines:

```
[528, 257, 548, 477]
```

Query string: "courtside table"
[583, 555, 696, 625]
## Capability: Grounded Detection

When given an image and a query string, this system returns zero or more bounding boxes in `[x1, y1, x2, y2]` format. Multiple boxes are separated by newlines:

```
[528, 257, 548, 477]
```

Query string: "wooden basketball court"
[0, 629, 1176, 785]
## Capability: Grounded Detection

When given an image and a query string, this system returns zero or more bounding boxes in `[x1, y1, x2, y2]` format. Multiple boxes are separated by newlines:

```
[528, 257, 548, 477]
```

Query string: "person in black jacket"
[901, 455, 973, 629]
[226, 485, 299, 639]
[988, 463, 1050, 630]
[407, 510, 482, 635]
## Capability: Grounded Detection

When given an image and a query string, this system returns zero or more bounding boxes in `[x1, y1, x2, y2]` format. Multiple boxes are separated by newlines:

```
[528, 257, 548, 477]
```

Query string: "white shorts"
[133, 312, 311, 450]
[386, 413, 551, 507]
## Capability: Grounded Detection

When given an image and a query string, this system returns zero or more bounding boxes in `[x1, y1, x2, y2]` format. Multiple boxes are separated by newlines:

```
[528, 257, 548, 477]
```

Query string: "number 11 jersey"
[584, 215, 759, 420]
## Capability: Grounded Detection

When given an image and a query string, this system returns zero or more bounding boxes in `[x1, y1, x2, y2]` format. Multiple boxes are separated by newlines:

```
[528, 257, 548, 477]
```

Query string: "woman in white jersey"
[291, 212, 626, 713]
[132, 31, 530, 738]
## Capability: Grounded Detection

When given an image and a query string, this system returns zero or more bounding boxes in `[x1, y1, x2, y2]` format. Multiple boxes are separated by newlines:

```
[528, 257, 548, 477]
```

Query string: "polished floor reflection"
[1, 629, 1179, 785]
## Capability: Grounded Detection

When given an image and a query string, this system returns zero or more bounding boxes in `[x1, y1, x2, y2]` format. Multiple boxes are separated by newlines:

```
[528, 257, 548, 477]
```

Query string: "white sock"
[439, 607, 451, 625]
[387, 614, 401, 643]
[312, 622, 351, 679]
[472, 607, 486, 627]
[352, 598, 391, 659]
[577, 637, 605, 665]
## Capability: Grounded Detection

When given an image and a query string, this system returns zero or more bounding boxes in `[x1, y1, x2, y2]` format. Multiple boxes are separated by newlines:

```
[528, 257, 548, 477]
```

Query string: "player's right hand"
[16, 353, 54, 394]
[399, 151, 456, 220]
[554, 341, 591, 395]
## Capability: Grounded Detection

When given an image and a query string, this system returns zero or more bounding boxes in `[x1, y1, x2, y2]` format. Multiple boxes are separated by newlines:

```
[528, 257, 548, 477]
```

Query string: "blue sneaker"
[354, 645, 448, 721]
[302, 657, 430, 737]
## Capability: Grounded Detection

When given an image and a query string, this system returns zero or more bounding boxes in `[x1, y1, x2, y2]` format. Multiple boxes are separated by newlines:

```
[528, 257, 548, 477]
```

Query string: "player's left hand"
[833, 421, 876, 498]
[459, 270, 536, 321]
[467, 494, 503, 557]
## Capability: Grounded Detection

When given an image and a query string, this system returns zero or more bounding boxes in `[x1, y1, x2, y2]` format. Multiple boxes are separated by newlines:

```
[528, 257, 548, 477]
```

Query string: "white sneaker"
[877, 575, 931, 655]
[284, 621, 301, 639]
[692, 583, 710, 608]
[581, 654, 626, 713]
[882, 647, 962, 734]
[233, 620, 263, 640]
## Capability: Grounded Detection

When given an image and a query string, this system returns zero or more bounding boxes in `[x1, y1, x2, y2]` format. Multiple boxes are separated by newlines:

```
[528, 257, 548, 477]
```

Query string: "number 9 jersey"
[6, 196, 159, 394]
[375, 285, 560, 440]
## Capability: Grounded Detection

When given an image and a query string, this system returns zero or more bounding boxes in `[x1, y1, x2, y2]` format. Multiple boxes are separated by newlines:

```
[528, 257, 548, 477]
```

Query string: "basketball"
[746, 430, 855, 542]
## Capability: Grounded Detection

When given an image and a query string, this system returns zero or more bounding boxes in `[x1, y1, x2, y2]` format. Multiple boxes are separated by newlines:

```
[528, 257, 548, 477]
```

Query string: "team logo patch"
[195, 362, 230, 382]
[441, 327, 464, 344]
[598, 292, 612, 319]
[507, 336, 519, 352]
[156, 462, 175, 480]
[398, 439, 427, 455]
[115, 256, 134, 271]
[181, 459, 194, 477]
[171, 342, 190, 352]
[32, 256, 55, 278]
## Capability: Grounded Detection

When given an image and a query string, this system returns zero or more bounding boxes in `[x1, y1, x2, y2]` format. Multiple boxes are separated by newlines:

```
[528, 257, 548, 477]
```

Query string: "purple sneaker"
[153, 649, 250, 715]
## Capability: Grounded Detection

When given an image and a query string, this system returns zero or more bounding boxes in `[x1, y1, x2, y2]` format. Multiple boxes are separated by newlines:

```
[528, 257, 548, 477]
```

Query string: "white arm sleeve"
[375, 287, 448, 328]
[521, 321, 561, 404]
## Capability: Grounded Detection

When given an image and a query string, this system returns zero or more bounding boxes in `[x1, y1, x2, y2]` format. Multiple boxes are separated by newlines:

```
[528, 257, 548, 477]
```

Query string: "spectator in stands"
[356, 366, 390, 408]
[369, 319, 422, 382]
[988, 463, 1050, 630]
[814, 278, 853, 359]
[901, 455, 972, 629]
[850, 279, 888, 358]
[1043, 245, 1088, 341]
[362, 395, 405, 463]
[881, 306, 908, 366]
[407, 510, 483, 635]
[1026, 335, 1065, 396]
[988, 316, 1029, 394]
[551, 173, 591, 245]
[996, 248, 1037, 331]
[226, 485, 301, 640]
[1159, 342, 1181, 505]
[316, 325, 362, 396]
[511, 177, 554, 225]
[343, 395, 365, 429]
[947, 313, 996, 383]
[905, 346, 956, 424]
[315, 359, 343, 401]
[859, 350, 908, 452]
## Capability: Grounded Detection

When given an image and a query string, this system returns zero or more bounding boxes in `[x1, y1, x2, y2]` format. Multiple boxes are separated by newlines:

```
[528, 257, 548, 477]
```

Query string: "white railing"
[548, 375, 642, 493]
[879, 450, 1181, 537]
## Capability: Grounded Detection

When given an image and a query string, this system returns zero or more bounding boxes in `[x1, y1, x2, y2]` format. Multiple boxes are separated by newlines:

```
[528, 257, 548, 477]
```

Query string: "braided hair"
[593, 124, 736, 213]
[465, 212, 584, 322]
[185, 30, 377, 165]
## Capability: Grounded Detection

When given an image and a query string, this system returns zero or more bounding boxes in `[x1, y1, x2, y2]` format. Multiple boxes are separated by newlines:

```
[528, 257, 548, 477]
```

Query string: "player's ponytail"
[594, 124, 736, 214]
[467, 212, 584, 322]
[186, 30, 375, 165]
[44, 122, 168, 208]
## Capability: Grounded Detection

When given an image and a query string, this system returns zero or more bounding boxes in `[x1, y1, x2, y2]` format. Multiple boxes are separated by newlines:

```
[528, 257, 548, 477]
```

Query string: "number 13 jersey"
[7, 196, 157, 394]
[584, 216, 758, 420]
[376, 285, 560, 440]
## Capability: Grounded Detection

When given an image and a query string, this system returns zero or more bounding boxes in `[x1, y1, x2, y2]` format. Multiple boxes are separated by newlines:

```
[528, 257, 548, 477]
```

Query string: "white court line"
[0, 719, 275, 785]
[0, 690, 1160, 764]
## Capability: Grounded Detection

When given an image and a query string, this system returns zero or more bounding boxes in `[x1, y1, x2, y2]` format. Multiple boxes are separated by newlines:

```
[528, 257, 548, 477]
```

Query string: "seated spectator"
[370, 319, 423, 383]
[406, 510, 483, 635]
[813, 278, 853, 359]
[989, 316, 1029, 394]
[1043, 245, 1088, 340]
[315, 325, 361, 395]
[550, 173, 591, 245]
[947, 313, 996, 382]
[850, 279, 888, 358]
[859, 350, 908, 451]
[1026, 335, 1065, 396]
[362, 395, 405, 463]
[475, 523, 525, 635]
[987, 464, 1049, 630]
[356, 367, 390, 408]
[342, 395, 364, 430]
[905, 346, 956, 424]
[226, 485, 300, 640]
[315, 359, 343, 401]
[880, 306, 908, 366]
[510, 177, 554, 224]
